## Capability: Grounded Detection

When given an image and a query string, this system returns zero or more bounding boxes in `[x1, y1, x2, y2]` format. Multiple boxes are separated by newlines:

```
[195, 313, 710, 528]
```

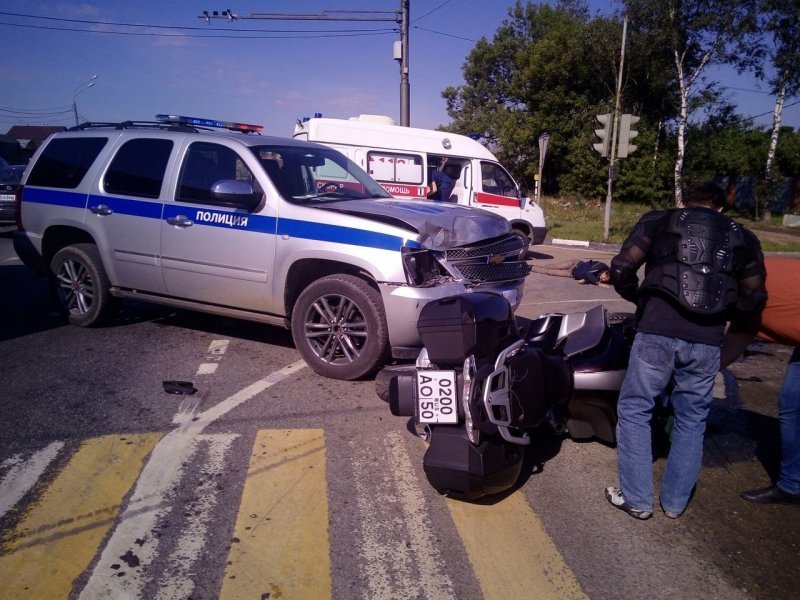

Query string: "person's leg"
[777, 346, 800, 495]
[659, 340, 719, 515]
[615, 333, 675, 512]
[530, 259, 579, 278]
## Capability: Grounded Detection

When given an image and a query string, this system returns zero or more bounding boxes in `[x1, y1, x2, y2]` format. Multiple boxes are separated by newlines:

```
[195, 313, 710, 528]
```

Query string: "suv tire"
[50, 244, 117, 327]
[291, 274, 389, 380]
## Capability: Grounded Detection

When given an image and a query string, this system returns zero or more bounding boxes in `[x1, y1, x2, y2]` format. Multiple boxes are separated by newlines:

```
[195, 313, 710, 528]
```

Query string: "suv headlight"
[401, 246, 445, 286]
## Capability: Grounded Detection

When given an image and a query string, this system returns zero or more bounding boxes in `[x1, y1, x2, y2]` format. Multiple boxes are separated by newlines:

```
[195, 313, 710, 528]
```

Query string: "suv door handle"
[167, 215, 194, 228]
[90, 204, 113, 216]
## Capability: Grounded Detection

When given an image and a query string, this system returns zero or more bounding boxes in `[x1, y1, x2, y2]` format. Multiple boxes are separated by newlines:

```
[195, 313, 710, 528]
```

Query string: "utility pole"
[398, 0, 410, 126]
[200, 3, 410, 126]
[602, 14, 627, 243]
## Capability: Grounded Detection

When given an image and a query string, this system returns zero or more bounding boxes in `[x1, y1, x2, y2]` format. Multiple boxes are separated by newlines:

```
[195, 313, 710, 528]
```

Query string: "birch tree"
[757, 0, 800, 219]
[624, 0, 760, 205]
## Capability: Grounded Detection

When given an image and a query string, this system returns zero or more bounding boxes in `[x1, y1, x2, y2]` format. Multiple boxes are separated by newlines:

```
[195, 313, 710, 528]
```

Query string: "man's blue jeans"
[778, 346, 800, 495]
[616, 332, 720, 514]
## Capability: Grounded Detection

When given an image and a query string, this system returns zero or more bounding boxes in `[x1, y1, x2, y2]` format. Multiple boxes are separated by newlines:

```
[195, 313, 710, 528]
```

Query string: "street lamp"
[72, 75, 97, 126]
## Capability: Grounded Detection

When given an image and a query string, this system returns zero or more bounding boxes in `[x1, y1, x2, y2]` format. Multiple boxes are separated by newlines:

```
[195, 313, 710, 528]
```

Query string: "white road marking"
[0, 441, 64, 518]
[350, 432, 455, 600]
[78, 359, 307, 600]
[155, 433, 238, 600]
[196, 339, 230, 376]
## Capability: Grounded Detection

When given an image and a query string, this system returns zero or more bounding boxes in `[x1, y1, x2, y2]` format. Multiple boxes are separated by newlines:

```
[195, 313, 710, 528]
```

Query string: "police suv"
[13, 115, 531, 380]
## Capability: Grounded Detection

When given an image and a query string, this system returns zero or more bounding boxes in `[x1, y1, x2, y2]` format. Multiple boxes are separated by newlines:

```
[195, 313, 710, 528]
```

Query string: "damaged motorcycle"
[376, 291, 641, 501]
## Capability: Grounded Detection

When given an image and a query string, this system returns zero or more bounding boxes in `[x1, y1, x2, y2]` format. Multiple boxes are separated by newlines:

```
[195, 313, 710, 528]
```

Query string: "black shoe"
[740, 486, 800, 506]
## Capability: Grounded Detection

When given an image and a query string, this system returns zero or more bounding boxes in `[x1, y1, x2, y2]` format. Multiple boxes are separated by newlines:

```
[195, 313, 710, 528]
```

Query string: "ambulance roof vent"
[350, 114, 397, 126]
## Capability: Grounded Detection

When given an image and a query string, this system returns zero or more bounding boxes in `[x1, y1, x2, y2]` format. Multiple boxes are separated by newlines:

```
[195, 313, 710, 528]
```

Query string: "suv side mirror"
[210, 180, 262, 211]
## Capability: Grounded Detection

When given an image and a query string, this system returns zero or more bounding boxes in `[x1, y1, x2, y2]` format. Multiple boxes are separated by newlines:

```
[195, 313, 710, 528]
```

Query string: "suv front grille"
[444, 236, 525, 261]
[438, 234, 531, 284]
[453, 261, 532, 283]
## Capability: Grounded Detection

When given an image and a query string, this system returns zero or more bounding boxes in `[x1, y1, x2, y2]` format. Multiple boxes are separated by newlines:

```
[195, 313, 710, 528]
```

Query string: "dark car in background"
[0, 164, 25, 224]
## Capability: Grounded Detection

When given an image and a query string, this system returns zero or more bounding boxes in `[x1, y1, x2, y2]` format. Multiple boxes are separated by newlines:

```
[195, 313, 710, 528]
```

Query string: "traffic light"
[593, 113, 613, 157]
[618, 114, 640, 158]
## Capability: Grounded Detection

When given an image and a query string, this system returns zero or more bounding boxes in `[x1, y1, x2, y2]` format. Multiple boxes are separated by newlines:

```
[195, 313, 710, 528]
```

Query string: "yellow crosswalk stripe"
[447, 493, 588, 599]
[220, 429, 331, 600]
[0, 433, 162, 598]
[0, 429, 587, 600]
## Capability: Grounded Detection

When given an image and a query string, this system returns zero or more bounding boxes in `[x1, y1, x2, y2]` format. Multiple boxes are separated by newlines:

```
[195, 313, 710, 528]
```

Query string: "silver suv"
[13, 114, 530, 380]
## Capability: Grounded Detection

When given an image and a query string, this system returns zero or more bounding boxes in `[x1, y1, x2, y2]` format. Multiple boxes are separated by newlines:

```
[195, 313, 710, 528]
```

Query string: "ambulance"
[292, 114, 547, 246]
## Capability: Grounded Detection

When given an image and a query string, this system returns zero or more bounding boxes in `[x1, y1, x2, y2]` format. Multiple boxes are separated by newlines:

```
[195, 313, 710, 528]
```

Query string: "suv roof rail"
[68, 121, 203, 133]
[67, 115, 264, 134]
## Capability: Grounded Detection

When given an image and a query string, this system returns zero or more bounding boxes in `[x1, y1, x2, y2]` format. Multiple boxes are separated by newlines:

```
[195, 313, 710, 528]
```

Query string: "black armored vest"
[641, 208, 745, 314]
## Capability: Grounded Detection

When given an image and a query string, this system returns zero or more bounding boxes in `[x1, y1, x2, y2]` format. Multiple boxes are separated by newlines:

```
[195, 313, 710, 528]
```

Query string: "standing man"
[605, 182, 767, 519]
[721, 256, 800, 506]
[428, 160, 462, 202]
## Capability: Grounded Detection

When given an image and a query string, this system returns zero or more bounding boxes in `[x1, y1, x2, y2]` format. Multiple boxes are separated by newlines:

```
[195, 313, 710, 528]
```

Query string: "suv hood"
[313, 199, 510, 251]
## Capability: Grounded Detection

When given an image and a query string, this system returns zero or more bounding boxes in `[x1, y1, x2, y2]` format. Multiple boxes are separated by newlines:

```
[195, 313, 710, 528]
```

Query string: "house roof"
[6, 125, 65, 145]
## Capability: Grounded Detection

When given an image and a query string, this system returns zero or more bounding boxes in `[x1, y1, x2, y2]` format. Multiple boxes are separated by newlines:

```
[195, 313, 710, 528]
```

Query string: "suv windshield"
[251, 145, 391, 203]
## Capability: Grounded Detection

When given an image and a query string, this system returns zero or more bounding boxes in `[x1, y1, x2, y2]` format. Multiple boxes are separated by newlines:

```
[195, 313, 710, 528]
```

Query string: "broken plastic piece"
[163, 380, 197, 395]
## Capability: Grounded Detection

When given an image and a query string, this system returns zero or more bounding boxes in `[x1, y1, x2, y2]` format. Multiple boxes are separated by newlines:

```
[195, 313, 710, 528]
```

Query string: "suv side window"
[104, 138, 173, 199]
[177, 142, 255, 206]
[27, 137, 108, 189]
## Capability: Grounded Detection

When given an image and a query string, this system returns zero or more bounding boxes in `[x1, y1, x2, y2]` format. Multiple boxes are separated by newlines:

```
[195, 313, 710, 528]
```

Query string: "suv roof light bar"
[155, 114, 263, 133]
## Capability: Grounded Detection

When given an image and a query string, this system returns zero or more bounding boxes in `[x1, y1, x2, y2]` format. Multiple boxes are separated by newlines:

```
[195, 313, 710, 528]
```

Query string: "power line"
[747, 98, 800, 120]
[0, 10, 395, 34]
[0, 21, 396, 39]
[411, 0, 454, 23]
[0, 106, 72, 115]
[412, 25, 477, 43]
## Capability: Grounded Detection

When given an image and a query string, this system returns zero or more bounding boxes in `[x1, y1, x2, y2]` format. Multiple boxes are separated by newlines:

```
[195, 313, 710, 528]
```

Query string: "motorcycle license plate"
[416, 370, 458, 424]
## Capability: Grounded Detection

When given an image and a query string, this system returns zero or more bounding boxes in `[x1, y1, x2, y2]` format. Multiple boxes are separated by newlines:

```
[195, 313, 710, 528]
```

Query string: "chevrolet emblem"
[488, 255, 505, 265]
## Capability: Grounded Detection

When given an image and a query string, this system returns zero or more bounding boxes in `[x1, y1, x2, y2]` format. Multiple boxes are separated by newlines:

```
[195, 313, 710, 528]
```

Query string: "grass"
[541, 197, 800, 252]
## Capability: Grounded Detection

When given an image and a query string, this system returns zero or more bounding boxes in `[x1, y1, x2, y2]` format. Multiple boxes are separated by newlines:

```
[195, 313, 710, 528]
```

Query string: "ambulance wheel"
[511, 228, 531, 259]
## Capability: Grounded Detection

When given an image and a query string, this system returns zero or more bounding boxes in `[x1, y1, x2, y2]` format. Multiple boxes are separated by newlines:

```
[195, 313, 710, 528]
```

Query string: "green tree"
[684, 109, 769, 210]
[752, 0, 800, 218]
[622, 0, 761, 205]
[443, 1, 673, 200]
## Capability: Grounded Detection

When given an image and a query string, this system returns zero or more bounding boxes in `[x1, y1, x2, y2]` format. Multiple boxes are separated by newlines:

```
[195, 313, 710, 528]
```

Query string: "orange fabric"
[757, 257, 800, 346]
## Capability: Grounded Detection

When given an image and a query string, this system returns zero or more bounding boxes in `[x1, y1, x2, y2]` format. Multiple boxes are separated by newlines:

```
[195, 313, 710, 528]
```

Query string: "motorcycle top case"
[417, 292, 518, 367]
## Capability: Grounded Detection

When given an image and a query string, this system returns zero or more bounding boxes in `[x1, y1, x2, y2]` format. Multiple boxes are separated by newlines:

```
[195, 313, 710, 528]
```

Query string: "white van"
[292, 115, 548, 246]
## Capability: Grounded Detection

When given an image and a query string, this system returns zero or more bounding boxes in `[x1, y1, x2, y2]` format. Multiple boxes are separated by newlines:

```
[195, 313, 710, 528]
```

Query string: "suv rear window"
[104, 138, 173, 199]
[27, 137, 108, 189]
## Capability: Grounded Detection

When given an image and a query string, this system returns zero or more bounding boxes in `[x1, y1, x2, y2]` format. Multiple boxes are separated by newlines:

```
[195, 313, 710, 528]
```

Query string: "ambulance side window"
[366, 152, 423, 184]
[480, 162, 518, 198]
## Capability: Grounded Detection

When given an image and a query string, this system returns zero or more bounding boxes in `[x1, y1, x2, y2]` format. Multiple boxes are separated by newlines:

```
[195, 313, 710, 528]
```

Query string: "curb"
[545, 237, 622, 252]
[550, 237, 589, 247]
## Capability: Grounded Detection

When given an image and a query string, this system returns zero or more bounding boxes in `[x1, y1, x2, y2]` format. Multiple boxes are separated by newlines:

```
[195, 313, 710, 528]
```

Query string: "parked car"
[13, 114, 531, 380]
[0, 164, 25, 224]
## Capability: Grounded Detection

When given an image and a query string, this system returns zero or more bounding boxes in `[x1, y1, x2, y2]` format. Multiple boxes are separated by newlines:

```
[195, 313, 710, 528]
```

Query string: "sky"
[0, 0, 797, 138]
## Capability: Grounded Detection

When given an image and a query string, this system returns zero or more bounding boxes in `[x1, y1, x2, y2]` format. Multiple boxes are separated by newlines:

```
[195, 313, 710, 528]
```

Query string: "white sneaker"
[605, 486, 652, 520]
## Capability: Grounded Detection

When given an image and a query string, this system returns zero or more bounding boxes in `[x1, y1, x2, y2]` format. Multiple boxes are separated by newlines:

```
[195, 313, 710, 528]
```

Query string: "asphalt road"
[1, 228, 798, 599]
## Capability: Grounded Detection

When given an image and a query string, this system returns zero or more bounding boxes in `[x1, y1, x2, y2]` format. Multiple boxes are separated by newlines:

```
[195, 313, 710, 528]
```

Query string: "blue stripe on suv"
[24, 189, 419, 252]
